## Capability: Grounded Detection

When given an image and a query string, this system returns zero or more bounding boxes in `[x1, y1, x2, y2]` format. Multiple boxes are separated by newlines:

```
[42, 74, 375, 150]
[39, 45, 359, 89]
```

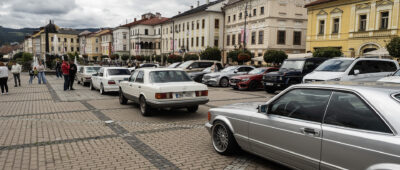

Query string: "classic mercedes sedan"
[206, 82, 400, 170]
[119, 68, 209, 116]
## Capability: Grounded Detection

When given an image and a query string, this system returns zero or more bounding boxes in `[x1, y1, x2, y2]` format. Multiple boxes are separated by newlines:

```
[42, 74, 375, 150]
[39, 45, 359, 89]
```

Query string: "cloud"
[0, 0, 211, 29]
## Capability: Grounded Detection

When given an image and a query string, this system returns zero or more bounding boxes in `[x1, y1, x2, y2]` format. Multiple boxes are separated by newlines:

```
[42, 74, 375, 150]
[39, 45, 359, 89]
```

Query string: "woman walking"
[0, 62, 9, 95]
[37, 61, 47, 84]
[61, 60, 70, 91]
[28, 66, 35, 84]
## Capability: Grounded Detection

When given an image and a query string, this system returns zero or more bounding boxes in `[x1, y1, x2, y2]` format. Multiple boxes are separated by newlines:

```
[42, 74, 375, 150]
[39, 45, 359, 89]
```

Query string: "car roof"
[328, 57, 397, 62]
[103, 67, 129, 70]
[183, 60, 222, 63]
[136, 68, 183, 71]
[295, 81, 400, 93]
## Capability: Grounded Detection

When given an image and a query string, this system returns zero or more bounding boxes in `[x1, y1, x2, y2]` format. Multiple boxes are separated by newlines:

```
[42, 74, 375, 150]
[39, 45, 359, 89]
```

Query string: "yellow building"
[306, 0, 400, 57]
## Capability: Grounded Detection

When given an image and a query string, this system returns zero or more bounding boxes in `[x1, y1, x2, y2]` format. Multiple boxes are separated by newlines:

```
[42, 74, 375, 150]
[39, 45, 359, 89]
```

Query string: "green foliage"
[19, 52, 33, 70]
[110, 54, 119, 60]
[121, 54, 130, 61]
[263, 50, 288, 65]
[200, 47, 221, 61]
[167, 54, 182, 63]
[387, 37, 400, 58]
[154, 55, 162, 62]
[238, 53, 251, 63]
[13, 52, 23, 60]
[227, 49, 251, 62]
[93, 56, 98, 62]
[101, 55, 108, 59]
[184, 54, 199, 61]
[144, 56, 150, 62]
[135, 55, 145, 62]
[312, 47, 342, 58]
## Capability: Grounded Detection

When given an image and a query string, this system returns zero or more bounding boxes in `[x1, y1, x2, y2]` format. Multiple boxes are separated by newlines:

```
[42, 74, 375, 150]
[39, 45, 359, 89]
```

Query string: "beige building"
[224, 0, 308, 64]
[85, 30, 103, 60]
[99, 29, 113, 57]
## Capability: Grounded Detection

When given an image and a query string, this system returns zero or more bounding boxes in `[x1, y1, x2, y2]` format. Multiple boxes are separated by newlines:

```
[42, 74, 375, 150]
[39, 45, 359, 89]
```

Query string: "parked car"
[168, 62, 181, 68]
[378, 69, 400, 83]
[263, 57, 327, 93]
[76, 66, 101, 86]
[178, 60, 223, 73]
[230, 67, 279, 90]
[119, 68, 209, 116]
[140, 63, 159, 68]
[206, 82, 400, 170]
[203, 65, 255, 87]
[90, 67, 131, 95]
[303, 58, 399, 83]
[188, 67, 214, 83]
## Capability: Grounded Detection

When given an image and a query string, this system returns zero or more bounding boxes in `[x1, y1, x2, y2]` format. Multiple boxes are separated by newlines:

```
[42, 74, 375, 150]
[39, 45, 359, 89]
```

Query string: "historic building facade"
[112, 25, 130, 56]
[306, 0, 400, 57]
[99, 29, 113, 57]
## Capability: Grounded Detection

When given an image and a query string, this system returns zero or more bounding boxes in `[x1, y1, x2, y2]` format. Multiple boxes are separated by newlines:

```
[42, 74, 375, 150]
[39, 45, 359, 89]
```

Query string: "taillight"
[108, 80, 116, 85]
[196, 90, 208, 97]
[208, 112, 211, 121]
[155, 93, 173, 99]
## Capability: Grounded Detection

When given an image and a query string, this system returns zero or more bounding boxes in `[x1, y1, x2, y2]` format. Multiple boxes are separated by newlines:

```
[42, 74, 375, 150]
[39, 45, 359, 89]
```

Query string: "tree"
[238, 52, 251, 64]
[167, 54, 182, 63]
[264, 50, 288, 65]
[227, 49, 251, 63]
[110, 54, 119, 61]
[313, 47, 342, 58]
[82, 54, 88, 63]
[135, 55, 145, 62]
[93, 56, 98, 62]
[184, 54, 199, 61]
[387, 37, 400, 58]
[13, 52, 23, 60]
[101, 55, 108, 61]
[154, 55, 162, 62]
[121, 54, 129, 62]
[200, 47, 221, 61]
[20, 52, 33, 70]
[144, 56, 150, 62]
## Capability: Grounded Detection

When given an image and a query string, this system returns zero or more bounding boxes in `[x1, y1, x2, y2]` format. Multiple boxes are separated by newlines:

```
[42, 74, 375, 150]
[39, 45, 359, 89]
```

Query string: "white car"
[303, 58, 399, 83]
[77, 66, 101, 86]
[378, 69, 400, 83]
[90, 67, 131, 95]
[119, 68, 209, 116]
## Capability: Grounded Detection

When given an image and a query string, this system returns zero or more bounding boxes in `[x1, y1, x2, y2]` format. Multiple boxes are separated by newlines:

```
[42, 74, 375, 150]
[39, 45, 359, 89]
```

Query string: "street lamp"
[237, 0, 252, 49]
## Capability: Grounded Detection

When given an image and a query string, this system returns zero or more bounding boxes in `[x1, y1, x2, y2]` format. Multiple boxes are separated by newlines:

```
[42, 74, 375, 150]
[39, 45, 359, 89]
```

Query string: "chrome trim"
[391, 92, 400, 103]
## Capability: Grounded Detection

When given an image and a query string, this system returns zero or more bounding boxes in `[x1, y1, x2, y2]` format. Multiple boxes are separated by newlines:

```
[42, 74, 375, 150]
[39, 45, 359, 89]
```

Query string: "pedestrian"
[0, 62, 9, 95]
[211, 61, 219, 72]
[69, 60, 77, 90]
[61, 60, 70, 91]
[55, 60, 62, 79]
[28, 66, 35, 84]
[11, 62, 22, 87]
[33, 67, 38, 79]
[37, 61, 47, 84]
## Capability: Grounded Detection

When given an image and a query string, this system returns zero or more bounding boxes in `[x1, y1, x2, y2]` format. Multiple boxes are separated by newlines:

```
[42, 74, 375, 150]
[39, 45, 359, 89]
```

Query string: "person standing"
[69, 60, 77, 90]
[0, 62, 9, 95]
[11, 62, 22, 87]
[28, 67, 35, 84]
[55, 60, 62, 79]
[61, 60, 70, 91]
[37, 61, 47, 84]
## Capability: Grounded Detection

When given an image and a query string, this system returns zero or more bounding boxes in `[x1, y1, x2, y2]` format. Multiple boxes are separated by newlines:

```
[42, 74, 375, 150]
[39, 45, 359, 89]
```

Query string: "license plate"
[175, 92, 192, 98]
[265, 83, 274, 86]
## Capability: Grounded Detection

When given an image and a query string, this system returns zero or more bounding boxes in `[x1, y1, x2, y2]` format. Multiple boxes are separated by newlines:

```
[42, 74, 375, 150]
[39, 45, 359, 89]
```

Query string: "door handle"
[138, 86, 141, 88]
[129, 84, 132, 87]
[300, 128, 320, 137]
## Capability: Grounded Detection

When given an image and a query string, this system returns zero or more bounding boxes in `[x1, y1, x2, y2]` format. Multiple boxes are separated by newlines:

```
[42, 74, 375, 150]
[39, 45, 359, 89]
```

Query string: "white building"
[79, 31, 92, 56]
[112, 25, 130, 56]
[99, 29, 113, 57]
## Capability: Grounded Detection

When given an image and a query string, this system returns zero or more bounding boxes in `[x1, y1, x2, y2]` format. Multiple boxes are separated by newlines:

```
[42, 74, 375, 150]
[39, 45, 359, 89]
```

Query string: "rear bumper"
[147, 98, 209, 108]
[205, 122, 212, 134]
[103, 85, 119, 92]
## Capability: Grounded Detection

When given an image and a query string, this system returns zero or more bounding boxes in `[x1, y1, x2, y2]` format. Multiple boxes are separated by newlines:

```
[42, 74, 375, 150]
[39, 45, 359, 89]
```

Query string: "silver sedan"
[206, 82, 400, 170]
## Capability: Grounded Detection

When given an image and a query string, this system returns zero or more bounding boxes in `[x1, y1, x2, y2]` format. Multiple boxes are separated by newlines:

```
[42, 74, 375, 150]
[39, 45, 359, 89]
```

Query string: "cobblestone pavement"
[0, 74, 290, 170]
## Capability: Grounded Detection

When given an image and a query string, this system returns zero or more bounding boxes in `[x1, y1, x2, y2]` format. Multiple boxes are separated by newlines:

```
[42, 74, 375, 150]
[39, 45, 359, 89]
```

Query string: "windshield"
[315, 59, 354, 72]
[86, 67, 101, 73]
[280, 60, 305, 71]
[395, 94, 400, 101]
[150, 70, 192, 83]
[221, 66, 238, 73]
[178, 61, 192, 69]
[168, 62, 181, 68]
[248, 68, 266, 75]
[108, 69, 131, 75]
[393, 70, 400, 76]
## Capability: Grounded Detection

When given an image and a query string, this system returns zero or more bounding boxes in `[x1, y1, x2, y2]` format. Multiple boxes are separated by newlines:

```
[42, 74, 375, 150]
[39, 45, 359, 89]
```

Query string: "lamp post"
[238, 0, 252, 49]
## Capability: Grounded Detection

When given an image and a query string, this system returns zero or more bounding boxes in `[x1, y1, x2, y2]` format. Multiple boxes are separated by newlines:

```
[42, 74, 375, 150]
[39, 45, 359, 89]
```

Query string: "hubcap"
[140, 99, 146, 113]
[221, 79, 228, 87]
[213, 125, 229, 152]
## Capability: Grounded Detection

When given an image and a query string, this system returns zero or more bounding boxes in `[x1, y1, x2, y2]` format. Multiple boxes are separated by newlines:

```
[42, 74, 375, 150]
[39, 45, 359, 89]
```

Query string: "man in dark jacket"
[69, 60, 77, 90]
[55, 60, 62, 79]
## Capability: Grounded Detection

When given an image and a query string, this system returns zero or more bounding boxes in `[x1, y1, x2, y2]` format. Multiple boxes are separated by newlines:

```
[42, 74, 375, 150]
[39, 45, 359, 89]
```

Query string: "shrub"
[387, 37, 400, 58]
[121, 54, 130, 61]
[167, 54, 182, 63]
[227, 49, 251, 63]
[238, 53, 251, 63]
[135, 55, 145, 62]
[184, 54, 199, 61]
[313, 47, 342, 58]
[200, 47, 221, 61]
[264, 50, 288, 65]
[154, 55, 163, 62]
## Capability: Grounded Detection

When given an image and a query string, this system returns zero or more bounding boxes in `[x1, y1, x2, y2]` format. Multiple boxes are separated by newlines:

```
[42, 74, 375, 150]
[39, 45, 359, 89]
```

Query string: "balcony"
[351, 29, 396, 38]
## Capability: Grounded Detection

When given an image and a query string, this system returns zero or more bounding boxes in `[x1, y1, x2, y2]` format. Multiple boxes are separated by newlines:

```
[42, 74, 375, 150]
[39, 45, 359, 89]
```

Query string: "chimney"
[191, 5, 193, 9]
[134, 18, 137, 22]
[197, 1, 200, 7]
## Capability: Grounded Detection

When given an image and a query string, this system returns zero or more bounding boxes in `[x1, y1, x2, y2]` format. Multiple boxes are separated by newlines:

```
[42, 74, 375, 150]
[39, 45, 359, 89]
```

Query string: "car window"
[150, 71, 192, 83]
[130, 71, 138, 82]
[99, 69, 104, 77]
[394, 94, 400, 101]
[108, 69, 131, 76]
[199, 62, 213, 68]
[304, 60, 319, 72]
[324, 91, 391, 133]
[135, 71, 144, 83]
[269, 89, 332, 123]
[190, 62, 200, 69]
[351, 60, 383, 74]
[378, 61, 397, 72]
[394, 70, 400, 76]
[316, 59, 354, 72]
[238, 67, 252, 72]
[217, 63, 223, 70]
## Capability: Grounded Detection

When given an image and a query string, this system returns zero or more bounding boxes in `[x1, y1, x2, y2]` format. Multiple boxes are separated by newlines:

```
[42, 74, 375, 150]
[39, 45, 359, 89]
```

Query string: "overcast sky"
[0, 0, 205, 29]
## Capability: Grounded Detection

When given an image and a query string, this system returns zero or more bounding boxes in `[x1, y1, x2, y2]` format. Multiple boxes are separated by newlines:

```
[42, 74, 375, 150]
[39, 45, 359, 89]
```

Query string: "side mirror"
[258, 104, 269, 114]
[234, 70, 238, 73]
[354, 69, 360, 75]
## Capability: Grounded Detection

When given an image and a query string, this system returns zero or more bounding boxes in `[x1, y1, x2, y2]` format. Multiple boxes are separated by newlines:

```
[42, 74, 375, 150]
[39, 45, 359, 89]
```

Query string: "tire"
[100, 84, 105, 95]
[219, 77, 229, 87]
[139, 96, 151, 116]
[212, 121, 239, 155]
[119, 89, 128, 105]
[187, 105, 199, 113]
[248, 81, 258, 91]
[90, 82, 95, 90]
[266, 88, 276, 94]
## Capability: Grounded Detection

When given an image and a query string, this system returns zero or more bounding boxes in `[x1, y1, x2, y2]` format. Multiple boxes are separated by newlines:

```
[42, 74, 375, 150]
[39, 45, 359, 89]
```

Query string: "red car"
[230, 67, 279, 90]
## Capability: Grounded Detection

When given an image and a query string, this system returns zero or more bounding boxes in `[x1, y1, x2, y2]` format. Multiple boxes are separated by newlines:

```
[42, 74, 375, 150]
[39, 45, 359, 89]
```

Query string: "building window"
[228, 16, 231, 23]
[71, 38, 74, 43]
[251, 32, 256, 45]
[239, 13, 243, 20]
[51, 46, 54, 51]
[380, 11, 389, 30]
[196, 37, 199, 47]
[58, 38, 60, 42]
[191, 38, 194, 47]
[64, 47, 67, 52]
[64, 38, 67, 42]
[277, 30, 286, 45]
[261, 7, 264, 15]
[51, 37, 54, 42]
[293, 31, 301, 45]
[258, 31, 264, 44]
[332, 18, 340, 34]
[238, 33, 241, 45]
[359, 15, 367, 31]
[253, 9, 257, 16]
[145, 29, 149, 35]
[232, 34, 236, 45]
[215, 19, 219, 29]
[77, 39, 79, 43]
[214, 38, 218, 47]
[319, 20, 325, 35]
[227, 35, 230, 46]
[96, 47, 98, 52]
[187, 22, 189, 30]
[183, 23, 185, 31]
[192, 21, 194, 30]
[233, 15, 236, 21]
[71, 47, 74, 51]
[77, 47, 80, 52]
[96, 38, 98, 43]
[123, 45, 126, 51]
[197, 20, 200, 30]
[202, 37, 205, 47]
[202, 19, 205, 29]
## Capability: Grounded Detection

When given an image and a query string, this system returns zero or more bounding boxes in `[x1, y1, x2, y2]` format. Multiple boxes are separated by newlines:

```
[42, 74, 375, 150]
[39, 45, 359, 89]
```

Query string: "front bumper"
[147, 98, 209, 108]
[202, 78, 219, 86]
[205, 122, 212, 134]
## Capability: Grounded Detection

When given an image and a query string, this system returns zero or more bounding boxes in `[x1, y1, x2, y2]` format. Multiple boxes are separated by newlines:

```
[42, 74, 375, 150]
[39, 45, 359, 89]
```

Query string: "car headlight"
[210, 75, 220, 78]
[328, 78, 341, 81]
[242, 78, 250, 82]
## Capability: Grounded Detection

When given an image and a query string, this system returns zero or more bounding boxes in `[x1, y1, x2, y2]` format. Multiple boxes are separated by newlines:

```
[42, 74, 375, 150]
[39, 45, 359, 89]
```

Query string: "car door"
[320, 91, 396, 170]
[249, 89, 332, 170]
[125, 71, 139, 100]
[96, 68, 105, 88]
[131, 71, 144, 100]
[189, 62, 201, 72]
[236, 67, 251, 75]
[347, 60, 374, 81]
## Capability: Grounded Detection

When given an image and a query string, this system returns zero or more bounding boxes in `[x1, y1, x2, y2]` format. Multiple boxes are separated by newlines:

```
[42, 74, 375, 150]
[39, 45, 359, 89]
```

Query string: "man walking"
[55, 60, 62, 79]
[11, 62, 21, 87]
[69, 60, 77, 90]
[61, 60, 70, 91]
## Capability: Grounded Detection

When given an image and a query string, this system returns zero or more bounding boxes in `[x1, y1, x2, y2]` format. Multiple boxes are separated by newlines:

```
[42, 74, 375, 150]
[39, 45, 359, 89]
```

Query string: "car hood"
[205, 72, 234, 77]
[378, 76, 400, 83]
[189, 71, 208, 77]
[220, 102, 266, 112]
[266, 70, 302, 77]
[303, 71, 345, 81]
[232, 74, 260, 79]
[153, 82, 208, 92]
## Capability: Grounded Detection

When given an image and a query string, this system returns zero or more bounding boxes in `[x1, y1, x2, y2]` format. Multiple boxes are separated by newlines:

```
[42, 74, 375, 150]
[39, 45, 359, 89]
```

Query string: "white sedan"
[119, 68, 209, 116]
[378, 69, 400, 83]
[90, 67, 131, 95]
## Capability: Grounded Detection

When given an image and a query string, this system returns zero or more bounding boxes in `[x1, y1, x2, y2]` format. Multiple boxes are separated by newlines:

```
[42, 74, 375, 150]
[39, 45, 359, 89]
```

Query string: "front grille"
[264, 76, 277, 81]
[203, 75, 211, 80]
[230, 79, 240, 84]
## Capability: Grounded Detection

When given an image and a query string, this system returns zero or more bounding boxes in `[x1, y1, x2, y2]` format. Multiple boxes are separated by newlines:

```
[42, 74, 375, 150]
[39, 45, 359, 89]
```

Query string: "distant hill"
[0, 26, 99, 46]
